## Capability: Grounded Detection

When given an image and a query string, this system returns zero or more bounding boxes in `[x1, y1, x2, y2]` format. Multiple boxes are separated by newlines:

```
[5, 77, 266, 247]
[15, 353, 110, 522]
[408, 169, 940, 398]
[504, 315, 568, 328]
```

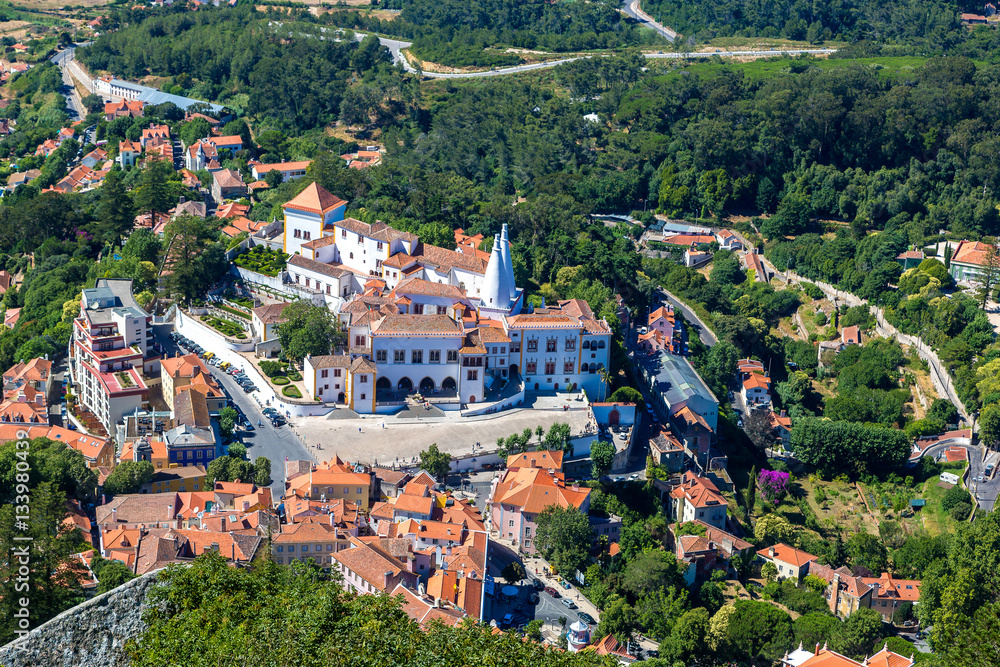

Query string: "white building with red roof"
[69, 279, 154, 436]
[670, 471, 727, 529]
[950, 239, 999, 283]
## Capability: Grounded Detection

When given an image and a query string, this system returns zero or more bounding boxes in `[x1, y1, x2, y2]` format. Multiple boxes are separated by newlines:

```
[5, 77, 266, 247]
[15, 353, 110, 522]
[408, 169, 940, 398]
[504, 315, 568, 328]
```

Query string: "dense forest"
[327, 0, 663, 67]
[641, 0, 969, 45]
[77, 6, 391, 133]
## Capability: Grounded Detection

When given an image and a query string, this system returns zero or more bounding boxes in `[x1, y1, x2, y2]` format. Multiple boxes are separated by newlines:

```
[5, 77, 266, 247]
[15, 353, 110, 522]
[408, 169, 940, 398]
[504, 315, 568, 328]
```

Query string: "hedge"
[272, 376, 290, 385]
[282, 385, 302, 398]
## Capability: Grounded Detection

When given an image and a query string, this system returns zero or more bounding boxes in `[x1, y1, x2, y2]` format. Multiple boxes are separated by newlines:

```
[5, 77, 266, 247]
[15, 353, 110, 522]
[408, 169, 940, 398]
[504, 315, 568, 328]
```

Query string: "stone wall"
[0, 568, 168, 667]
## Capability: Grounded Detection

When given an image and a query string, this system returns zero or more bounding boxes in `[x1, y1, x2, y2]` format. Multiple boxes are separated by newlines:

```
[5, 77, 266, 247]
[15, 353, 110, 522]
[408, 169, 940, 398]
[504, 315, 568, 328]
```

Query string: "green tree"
[81, 93, 104, 113]
[276, 300, 344, 364]
[790, 417, 910, 475]
[660, 607, 709, 664]
[124, 551, 615, 667]
[533, 504, 592, 577]
[179, 117, 211, 148]
[846, 532, 888, 574]
[794, 612, 841, 649]
[501, 561, 525, 585]
[96, 169, 135, 243]
[596, 595, 638, 644]
[833, 607, 884, 658]
[622, 550, 686, 598]
[133, 155, 174, 215]
[608, 386, 644, 410]
[264, 168, 284, 188]
[219, 406, 238, 437]
[96, 560, 138, 593]
[723, 600, 794, 664]
[979, 402, 1000, 449]
[103, 460, 154, 496]
[253, 456, 272, 488]
[161, 215, 224, 303]
[590, 440, 615, 478]
[418, 443, 451, 481]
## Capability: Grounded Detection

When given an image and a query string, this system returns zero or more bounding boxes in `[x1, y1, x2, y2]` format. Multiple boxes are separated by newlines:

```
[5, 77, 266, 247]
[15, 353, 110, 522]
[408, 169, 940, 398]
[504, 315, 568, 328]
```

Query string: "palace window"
[376, 350, 387, 363]
[545, 362, 555, 375]
[526, 339, 538, 352]
[467, 369, 478, 381]
[394, 350, 405, 363]
[546, 339, 557, 352]
[412, 350, 423, 364]
[565, 338, 576, 351]
[429, 350, 441, 363]
[447, 350, 458, 363]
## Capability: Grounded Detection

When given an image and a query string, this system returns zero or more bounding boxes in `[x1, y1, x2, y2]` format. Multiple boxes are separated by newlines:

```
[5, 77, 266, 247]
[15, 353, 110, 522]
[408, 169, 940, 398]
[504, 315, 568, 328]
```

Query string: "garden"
[200, 315, 248, 339]
[233, 245, 288, 277]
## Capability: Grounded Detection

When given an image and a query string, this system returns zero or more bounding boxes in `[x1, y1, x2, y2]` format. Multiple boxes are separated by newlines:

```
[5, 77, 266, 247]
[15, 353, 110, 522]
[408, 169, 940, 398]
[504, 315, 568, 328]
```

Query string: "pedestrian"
[359, 426, 362, 433]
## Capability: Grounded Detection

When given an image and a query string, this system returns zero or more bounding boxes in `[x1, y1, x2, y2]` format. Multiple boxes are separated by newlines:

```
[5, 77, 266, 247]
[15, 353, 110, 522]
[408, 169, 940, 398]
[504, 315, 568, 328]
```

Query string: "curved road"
[50, 48, 86, 120]
[622, 0, 677, 42]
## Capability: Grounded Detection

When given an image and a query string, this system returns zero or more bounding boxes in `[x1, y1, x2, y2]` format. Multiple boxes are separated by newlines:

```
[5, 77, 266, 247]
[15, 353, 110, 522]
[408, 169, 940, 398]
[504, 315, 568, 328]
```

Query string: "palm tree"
[598, 366, 614, 402]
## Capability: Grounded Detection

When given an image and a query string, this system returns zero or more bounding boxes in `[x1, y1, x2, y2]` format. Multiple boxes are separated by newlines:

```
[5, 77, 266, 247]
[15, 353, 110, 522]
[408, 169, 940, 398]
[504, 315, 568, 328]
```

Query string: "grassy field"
[921, 475, 962, 536]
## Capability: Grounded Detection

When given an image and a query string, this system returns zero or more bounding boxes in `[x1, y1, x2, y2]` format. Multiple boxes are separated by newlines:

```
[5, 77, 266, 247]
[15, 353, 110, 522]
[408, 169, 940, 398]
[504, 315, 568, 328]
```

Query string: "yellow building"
[284, 456, 373, 510]
[140, 464, 208, 494]
[160, 353, 226, 411]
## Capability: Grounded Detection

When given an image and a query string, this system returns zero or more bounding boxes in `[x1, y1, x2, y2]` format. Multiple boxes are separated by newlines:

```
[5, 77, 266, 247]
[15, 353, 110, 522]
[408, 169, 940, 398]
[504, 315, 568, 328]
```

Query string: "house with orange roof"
[506, 449, 564, 471]
[215, 201, 250, 219]
[140, 124, 170, 148]
[757, 542, 818, 582]
[490, 466, 590, 554]
[211, 168, 247, 202]
[220, 215, 266, 239]
[160, 352, 224, 411]
[662, 233, 715, 247]
[741, 371, 772, 408]
[283, 456, 374, 510]
[272, 521, 355, 566]
[950, 239, 999, 283]
[250, 301, 291, 344]
[780, 643, 915, 667]
[116, 139, 142, 168]
[861, 572, 921, 622]
[670, 471, 727, 529]
[330, 537, 420, 595]
[140, 464, 207, 494]
[769, 409, 792, 445]
[647, 304, 676, 340]
[841, 325, 862, 348]
[104, 99, 145, 121]
[637, 351, 718, 455]
[250, 160, 312, 182]
[715, 228, 744, 251]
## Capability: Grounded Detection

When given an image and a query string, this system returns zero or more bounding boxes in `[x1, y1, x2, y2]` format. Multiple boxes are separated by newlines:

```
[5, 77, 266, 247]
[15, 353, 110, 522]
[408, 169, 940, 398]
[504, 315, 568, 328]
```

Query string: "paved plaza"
[292, 393, 593, 465]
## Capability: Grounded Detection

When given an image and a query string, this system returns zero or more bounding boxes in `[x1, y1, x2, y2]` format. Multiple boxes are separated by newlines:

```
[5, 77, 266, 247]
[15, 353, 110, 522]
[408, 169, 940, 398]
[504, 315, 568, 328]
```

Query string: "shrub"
[272, 376, 290, 385]
[287, 370, 302, 381]
[949, 501, 972, 521]
[891, 601, 913, 625]
[759, 470, 790, 503]
[282, 385, 302, 398]
[803, 283, 823, 300]
[260, 360, 285, 378]
[941, 485, 971, 513]
[814, 311, 828, 326]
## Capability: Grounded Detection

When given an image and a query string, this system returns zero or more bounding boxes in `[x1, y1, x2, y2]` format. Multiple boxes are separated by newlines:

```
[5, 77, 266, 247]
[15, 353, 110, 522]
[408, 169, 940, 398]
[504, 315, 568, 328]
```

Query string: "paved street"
[51, 48, 86, 121]
[622, 0, 677, 42]
[658, 288, 717, 346]
[152, 325, 313, 495]
[917, 441, 997, 512]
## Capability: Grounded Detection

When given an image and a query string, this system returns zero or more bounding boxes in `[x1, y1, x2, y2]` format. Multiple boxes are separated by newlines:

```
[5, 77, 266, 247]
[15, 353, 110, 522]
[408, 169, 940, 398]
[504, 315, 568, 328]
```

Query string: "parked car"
[263, 408, 278, 416]
[543, 587, 559, 598]
[501, 613, 514, 628]
[531, 578, 544, 591]
[561, 598, 577, 609]
[578, 612, 595, 625]
[528, 593, 539, 604]
[243, 385, 256, 393]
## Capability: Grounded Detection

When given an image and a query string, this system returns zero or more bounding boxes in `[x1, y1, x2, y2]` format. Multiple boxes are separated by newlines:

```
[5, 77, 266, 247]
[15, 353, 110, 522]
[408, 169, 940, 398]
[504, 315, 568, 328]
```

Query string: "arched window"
[582, 340, 590, 349]
[350, 252, 354, 259]
[597, 340, 606, 349]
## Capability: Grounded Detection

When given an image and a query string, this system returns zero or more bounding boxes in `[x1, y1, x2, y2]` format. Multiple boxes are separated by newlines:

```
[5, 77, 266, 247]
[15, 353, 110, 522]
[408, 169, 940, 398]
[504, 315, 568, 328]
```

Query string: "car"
[560, 598, 577, 609]
[528, 592, 539, 604]
[543, 587, 559, 598]
[501, 613, 514, 628]
[578, 612, 595, 625]
[243, 385, 256, 393]
[628, 473, 639, 481]
[737, 419, 744, 428]
[263, 408, 278, 416]
[66, 421, 77, 431]
[243, 422, 255, 431]
[647, 650, 659, 658]
[531, 578, 544, 590]
[977, 475, 985, 483]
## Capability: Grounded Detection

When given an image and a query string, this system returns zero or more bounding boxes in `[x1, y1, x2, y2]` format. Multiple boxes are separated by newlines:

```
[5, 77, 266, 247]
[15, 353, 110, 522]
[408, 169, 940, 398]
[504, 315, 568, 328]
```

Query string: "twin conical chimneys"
[481, 224, 516, 309]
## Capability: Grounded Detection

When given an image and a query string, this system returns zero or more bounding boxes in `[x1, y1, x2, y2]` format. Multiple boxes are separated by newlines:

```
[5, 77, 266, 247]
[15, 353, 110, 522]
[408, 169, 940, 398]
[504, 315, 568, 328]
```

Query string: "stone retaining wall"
[0, 568, 168, 667]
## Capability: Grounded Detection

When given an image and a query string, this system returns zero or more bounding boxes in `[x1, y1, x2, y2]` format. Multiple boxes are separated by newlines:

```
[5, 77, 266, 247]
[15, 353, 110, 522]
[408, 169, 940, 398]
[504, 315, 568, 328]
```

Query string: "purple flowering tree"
[758, 469, 790, 503]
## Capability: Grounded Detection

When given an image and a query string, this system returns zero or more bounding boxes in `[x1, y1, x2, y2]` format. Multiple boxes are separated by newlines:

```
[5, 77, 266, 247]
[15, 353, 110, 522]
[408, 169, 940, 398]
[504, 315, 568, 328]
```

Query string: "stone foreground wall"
[0, 569, 165, 667]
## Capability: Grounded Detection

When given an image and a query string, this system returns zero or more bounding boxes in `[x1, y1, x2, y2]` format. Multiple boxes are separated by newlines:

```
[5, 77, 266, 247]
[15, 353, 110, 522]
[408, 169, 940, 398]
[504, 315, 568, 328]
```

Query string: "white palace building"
[282, 183, 612, 414]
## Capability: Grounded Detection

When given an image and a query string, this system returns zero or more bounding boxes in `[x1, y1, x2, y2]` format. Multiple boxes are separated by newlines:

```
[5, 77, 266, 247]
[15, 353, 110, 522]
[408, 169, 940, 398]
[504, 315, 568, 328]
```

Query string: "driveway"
[152, 324, 313, 495]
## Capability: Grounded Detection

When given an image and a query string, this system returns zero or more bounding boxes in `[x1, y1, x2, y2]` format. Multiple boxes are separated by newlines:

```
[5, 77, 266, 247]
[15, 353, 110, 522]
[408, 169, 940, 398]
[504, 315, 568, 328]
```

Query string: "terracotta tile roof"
[96, 493, 180, 526]
[742, 373, 771, 390]
[673, 405, 711, 431]
[331, 540, 412, 592]
[594, 634, 637, 660]
[866, 646, 916, 667]
[897, 250, 923, 260]
[506, 450, 563, 470]
[862, 572, 921, 602]
[272, 521, 340, 543]
[477, 326, 511, 343]
[492, 467, 589, 514]
[350, 357, 377, 374]
[407, 519, 464, 542]
[505, 313, 580, 329]
[393, 277, 466, 299]
[412, 242, 487, 274]
[663, 234, 714, 246]
[841, 325, 861, 345]
[737, 359, 765, 373]
[213, 168, 245, 189]
[371, 314, 462, 336]
[382, 252, 415, 269]
[757, 542, 818, 568]
[288, 253, 353, 279]
[253, 160, 311, 174]
[300, 234, 340, 250]
[215, 202, 250, 219]
[393, 493, 434, 516]
[306, 354, 352, 369]
[160, 353, 209, 380]
[649, 305, 675, 324]
[252, 302, 291, 324]
[650, 430, 684, 454]
[951, 240, 997, 267]
[670, 471, 726, 509]
[283, 182, 346, 215]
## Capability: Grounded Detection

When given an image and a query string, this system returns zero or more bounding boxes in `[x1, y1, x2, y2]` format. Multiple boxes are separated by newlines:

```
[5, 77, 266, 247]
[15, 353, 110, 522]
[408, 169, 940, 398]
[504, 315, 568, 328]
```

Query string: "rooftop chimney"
[383, 571, 392, 590]
[210, 542, 219, 552]
[768, 546, 775, 558]
[167, 504, 175, 520]
[220, 517, 226, 532]
[112, 508, 118, 523]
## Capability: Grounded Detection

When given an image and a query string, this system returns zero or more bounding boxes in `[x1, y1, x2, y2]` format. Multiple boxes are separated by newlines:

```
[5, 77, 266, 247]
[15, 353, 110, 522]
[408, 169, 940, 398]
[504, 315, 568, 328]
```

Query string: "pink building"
[489, 467, 590, 554]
